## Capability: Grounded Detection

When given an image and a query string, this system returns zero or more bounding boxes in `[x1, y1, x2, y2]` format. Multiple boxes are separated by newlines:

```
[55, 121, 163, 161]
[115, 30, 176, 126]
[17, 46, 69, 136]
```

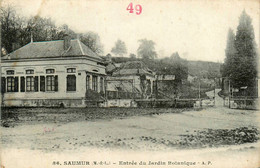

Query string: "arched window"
[67, 68, 76, 73]
[26, 70, 34, 74]
[46, 69, 55, 74]
[6, 70, 14, 75]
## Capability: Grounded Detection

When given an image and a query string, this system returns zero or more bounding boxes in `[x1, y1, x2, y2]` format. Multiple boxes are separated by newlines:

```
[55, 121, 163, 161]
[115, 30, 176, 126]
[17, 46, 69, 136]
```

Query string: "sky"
[2, 0, 260, 62]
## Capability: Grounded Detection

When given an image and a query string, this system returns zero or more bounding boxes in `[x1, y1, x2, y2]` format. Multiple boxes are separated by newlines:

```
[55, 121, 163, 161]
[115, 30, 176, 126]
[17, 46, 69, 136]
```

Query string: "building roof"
[112, 61, 154, 77]
[2, 39, 102, 61]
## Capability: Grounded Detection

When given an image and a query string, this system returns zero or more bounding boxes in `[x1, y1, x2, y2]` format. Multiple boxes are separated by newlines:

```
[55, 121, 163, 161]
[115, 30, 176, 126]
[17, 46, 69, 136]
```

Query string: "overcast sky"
[2, 0, 259, 62]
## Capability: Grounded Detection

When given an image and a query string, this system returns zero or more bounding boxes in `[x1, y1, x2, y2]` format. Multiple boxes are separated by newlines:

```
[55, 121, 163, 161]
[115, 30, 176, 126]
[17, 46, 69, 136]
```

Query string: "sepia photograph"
[0, 0, 259, 167]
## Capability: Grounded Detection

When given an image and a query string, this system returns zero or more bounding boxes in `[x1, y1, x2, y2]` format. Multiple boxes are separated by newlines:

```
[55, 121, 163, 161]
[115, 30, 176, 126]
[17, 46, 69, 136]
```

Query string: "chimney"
[64, 34, 71, 50]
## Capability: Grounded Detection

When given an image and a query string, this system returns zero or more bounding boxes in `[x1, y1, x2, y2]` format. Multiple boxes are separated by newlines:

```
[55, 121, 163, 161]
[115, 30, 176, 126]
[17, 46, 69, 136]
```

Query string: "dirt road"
[1, 89, 259, 168]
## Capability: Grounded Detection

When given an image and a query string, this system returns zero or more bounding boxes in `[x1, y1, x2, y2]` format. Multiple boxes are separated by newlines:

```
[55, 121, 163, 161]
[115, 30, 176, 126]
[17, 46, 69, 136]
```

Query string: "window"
[26, 70, 34, 74]
[46, 76, 55, 91]
[7, 77, 15, 92]
[92, 76, 98, 91]
[100, 77, 104, 92]
[46, 69, 55, 74]
[6, 76, 18, 92]
[38, 75, 58, 92]
[67, 68, 76, 73]
[7, 70, 14, 75]
[67, 75, 76, 91]
[44, 69, 58, 92]
[66, 68, 76, 91]
[6, 70, 18, 92]
[26, 76, 34, 91]
[86, 75, 90, 90]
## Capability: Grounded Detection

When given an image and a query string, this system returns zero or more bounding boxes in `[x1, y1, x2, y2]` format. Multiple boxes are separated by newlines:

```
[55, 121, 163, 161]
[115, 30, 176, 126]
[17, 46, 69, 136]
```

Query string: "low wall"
[136, 99, 196, 108]
[2, 98, 85, 107]
[232, 98, 258, 110]
[223, 97, 258, 110]
[193, 99, 214, 108]
[101, 99, 137, 107]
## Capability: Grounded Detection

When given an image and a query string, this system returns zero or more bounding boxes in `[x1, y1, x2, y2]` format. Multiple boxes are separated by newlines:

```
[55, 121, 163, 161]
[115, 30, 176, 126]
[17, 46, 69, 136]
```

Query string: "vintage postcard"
[0, 0, 259, 167]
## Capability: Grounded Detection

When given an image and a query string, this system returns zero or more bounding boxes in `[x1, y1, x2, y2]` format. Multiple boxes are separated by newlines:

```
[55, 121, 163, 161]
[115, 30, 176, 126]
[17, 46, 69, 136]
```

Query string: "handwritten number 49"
[127, 3, 142, 15]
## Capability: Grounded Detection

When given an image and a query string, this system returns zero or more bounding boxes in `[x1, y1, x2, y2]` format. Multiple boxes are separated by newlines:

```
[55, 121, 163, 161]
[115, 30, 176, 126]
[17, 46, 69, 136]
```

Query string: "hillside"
[188, 61, 222, 78]
[109, 57, 222, 79]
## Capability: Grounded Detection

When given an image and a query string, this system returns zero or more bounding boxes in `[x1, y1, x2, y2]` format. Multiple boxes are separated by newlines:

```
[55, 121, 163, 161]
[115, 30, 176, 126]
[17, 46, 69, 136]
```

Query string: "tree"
[231, 10, 258, 90]
[129, 53, 136, 59]
[111, 39, 127, 56]
[137, 39, 157, 59]
[0, 6, 75, 54]
[222, 28, 236, 78]
[0, 6, 23, 53]
[25, 16, 68, 44]
[80, 32, 104, 54]
[162, 52, 188, 82]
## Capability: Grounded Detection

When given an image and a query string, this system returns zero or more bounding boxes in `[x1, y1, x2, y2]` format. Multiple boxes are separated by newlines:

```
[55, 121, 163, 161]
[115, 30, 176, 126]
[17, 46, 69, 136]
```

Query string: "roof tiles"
[4, 39, 102, 60]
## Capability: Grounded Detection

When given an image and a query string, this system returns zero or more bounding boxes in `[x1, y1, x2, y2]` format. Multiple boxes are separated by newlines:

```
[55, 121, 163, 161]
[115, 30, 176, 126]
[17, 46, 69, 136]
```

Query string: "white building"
[1, 36, 106, 107]
[106, 61, 155, 99]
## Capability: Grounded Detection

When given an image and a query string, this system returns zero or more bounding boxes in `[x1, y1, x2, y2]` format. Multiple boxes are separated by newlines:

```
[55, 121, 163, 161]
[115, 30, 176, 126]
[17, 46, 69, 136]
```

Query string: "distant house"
[106, 61, 155, 99]
[1, 35, 106, 107]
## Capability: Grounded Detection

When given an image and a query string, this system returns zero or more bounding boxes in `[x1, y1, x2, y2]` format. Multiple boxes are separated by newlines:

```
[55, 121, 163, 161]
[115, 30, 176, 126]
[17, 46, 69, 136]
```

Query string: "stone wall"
[2, 98, 85, 107]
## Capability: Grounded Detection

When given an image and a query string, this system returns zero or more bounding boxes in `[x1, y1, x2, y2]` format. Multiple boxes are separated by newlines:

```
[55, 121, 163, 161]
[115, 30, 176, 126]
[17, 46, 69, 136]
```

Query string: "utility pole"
[132, 79, 134, 102]
[228, 79, 231, 108]
[199, 78, 201, 107]
[256, 77, 258, 98]
[155, 76, 158, 99]
[214, 78, 216, 106]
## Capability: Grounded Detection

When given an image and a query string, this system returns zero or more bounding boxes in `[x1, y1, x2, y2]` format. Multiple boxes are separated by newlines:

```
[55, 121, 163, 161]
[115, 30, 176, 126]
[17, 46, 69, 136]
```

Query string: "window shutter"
[20, 77, 25, 92]
[73, 75, 76, 91]
[1, 77, 6, 93]
[40, 76, 45, 92]
[14, 77, 19, 92]
[54, 75, 58, 91]
[34, 76, 39, 92]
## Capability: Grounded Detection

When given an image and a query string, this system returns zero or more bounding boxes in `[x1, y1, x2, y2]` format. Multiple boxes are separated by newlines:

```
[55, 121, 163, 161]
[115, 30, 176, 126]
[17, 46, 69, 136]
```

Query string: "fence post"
[214, 78, 216, 106]
[228, 79, 231, 108]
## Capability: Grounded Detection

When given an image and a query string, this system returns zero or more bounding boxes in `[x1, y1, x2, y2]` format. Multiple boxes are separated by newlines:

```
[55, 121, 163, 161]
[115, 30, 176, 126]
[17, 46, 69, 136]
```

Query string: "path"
[1, 89, 259, 168]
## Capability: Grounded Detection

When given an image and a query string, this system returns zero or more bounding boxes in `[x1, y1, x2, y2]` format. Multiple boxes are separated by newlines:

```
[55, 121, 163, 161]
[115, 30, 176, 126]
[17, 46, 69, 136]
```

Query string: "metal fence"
[106, 91, 142, 99]
[224, 96, 258, 110]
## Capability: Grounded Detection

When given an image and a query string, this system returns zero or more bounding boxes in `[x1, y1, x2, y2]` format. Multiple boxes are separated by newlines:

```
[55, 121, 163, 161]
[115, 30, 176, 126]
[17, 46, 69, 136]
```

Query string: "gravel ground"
[1, 105, 259, 152]
[1, 107, 195, 127]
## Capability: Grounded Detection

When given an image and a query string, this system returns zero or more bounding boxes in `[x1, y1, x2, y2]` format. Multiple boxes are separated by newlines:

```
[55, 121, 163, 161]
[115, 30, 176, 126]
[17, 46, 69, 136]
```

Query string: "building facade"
[106, 61, 155, 99]
[1, 37, 106, 107]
